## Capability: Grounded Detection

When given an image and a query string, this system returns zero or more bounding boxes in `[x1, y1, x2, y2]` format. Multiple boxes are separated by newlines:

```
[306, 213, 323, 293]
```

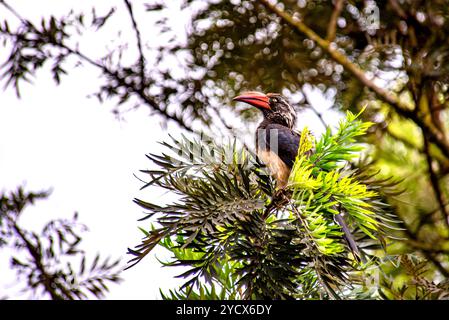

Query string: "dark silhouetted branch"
[123, 0, 146, 85]
[8, 217, 72, 300]
[0, 0, 196, 133]
[423, 137, 449, 230]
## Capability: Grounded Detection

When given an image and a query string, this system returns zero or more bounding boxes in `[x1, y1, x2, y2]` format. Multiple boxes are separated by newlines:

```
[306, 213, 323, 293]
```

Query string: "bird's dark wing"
[260, 123, 300, 169]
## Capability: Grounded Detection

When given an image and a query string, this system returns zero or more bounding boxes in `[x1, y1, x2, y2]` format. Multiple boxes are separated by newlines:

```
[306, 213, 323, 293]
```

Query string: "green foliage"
[158, 235, 240, 300]
[309, 109, 373, 172]
[130, 111, 402, 299]
[289, 110, 391, 259]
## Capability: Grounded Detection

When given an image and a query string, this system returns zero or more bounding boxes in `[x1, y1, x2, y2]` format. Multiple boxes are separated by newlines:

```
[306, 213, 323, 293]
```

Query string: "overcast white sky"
[0, 1, 340, 300]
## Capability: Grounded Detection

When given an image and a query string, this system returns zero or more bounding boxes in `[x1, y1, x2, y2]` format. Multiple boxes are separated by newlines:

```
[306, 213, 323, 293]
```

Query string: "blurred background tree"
[1, 0, 449, 299]
[0, 187, 122, 299]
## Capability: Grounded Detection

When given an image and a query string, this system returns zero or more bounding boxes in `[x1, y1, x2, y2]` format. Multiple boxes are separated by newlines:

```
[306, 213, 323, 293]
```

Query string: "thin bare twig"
[308, 104, 327, 130]
[326, 0, 345, 42]
[52, 40, 195, 132]
[423, 253, 449, 278]
[207, 104, 257, 157]
[0, 0, 23, 21]
[423, 137, 449, 230]
[123, 0, 146, 86]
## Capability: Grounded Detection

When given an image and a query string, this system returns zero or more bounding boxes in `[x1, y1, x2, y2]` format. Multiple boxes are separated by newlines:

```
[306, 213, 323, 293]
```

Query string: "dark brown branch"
[50, 40, 196, 133]
[123, 0, 146, 86]
[308, 104, 327, 130]
[6, 214, 72, 300]
[302, 90, 328, 130]
[334, 212, 363, 262]
[208, 104, 256, 155]
[424, 253, 449, 278]
[258, 0, 412, 110]
[326, 0, 345, 42]
[423, 137, 449, 230]
[258, 0, 449, 160]
[407, 238, 449, 255]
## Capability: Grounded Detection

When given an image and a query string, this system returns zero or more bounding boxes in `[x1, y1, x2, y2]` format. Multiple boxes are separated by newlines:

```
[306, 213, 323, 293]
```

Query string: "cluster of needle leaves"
[130, 111, 403, 299]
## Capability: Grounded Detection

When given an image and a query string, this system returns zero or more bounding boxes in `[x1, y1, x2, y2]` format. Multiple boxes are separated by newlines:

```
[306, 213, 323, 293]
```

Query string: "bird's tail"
[334, 213, 366, 264]
[266, 193, 366, 264]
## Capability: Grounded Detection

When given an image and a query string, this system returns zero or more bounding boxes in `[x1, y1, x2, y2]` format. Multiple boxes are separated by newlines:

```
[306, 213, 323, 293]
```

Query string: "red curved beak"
[233, 91, 270, 110]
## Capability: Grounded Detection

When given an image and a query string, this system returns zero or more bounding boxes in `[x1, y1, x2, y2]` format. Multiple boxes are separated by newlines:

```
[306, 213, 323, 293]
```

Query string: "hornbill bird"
[233, 91, 363, 262]
[233, 91, 299, 189]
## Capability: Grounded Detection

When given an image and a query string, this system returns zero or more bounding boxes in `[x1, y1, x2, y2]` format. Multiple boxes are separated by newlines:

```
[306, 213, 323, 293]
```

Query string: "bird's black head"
[233, 91, 296, 128]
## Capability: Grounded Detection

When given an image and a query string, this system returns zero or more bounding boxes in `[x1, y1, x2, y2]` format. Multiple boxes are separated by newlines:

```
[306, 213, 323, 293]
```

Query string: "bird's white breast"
[257, 149, 291, 188]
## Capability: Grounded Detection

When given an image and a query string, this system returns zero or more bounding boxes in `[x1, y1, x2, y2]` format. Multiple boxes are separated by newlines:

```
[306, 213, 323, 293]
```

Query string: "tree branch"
[123, 0, 146, 85]
[302, 89, 328, 130]
[423, 252, 449, 278]
[5, 213, 72, 299]
[259, 0, 411, 110]
[258, 0, 449, 160]
[308, 104, 327, 130]
[326, 0, 345, 42]
[52, 40, 196, 133]
[423, 136, 449, 230]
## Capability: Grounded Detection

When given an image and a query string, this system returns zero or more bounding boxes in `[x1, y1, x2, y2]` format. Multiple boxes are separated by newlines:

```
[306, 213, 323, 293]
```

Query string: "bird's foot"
[263, 188, 292, 219]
